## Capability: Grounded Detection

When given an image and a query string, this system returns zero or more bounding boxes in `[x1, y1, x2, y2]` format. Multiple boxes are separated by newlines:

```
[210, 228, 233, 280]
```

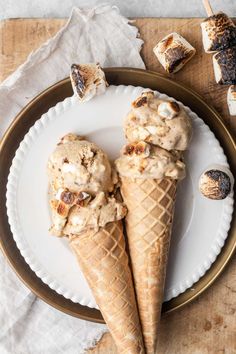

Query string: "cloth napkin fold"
[0, 4, 145, 136]
[0, 5, 145, 353]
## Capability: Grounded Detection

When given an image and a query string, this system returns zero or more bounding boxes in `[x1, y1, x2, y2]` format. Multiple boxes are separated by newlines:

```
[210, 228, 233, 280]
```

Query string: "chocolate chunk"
[61, 190, 75, 205]
[124, 144, 135, 155]
[169, 101, 180, 113]
[134, 143, 146, 155]
[132, 96, 148, 108]
[76, 192, 91, 206]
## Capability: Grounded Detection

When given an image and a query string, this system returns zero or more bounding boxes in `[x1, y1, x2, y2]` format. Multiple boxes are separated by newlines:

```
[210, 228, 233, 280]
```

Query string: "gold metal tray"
[0, 68, 235, 323]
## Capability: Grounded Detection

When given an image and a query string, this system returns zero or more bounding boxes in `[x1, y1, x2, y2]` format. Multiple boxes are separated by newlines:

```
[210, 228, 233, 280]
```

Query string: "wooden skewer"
[202, 0, 214, 17]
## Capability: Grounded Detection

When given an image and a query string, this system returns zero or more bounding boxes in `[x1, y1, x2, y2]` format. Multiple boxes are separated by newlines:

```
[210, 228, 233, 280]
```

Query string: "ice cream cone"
[69, 220, 145, 354]
[120, 176, 177, 354]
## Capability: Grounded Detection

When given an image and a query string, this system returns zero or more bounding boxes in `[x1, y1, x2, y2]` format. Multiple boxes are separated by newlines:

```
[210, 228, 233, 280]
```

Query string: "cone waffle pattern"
[69, 221, 144, 354]
[121, 177, 177, 354]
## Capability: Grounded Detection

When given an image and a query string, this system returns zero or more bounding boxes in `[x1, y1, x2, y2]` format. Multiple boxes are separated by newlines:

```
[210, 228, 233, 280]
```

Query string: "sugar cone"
[69, 221, 145, 354]
[120, 177, 177, 354]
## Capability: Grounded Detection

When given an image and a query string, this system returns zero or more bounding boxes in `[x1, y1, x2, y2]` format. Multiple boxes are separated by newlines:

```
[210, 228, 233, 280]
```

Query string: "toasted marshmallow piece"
[123, 141, 150, 157]
[132, 91, 154, 108]
[199, 168, 232, 200]
[201, 12, 236, 53]
[157, 101, 180, 119]
[70, 63, 107, 102]
[49, 199, 70, 236]
[49, 188, 92, 236]
[213, 47, 236, 85]
[153, 32, 196, 73]
[227, 85, 236, 115]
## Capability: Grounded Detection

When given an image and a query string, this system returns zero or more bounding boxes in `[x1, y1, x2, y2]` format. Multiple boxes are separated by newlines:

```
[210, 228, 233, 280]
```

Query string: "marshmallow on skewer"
[213, 46, 236, 85]
[201, 12, 236, 53]
[153, 32, 196, 74]
[227, 85, 236, 115]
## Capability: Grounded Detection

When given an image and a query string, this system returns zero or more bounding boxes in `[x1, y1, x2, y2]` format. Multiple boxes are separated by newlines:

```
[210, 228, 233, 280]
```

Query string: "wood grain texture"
[0, 18, 235, 354]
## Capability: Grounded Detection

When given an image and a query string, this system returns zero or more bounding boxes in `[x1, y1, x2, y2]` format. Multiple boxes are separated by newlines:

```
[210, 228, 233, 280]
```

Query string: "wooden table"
[0, 18, 235, 354]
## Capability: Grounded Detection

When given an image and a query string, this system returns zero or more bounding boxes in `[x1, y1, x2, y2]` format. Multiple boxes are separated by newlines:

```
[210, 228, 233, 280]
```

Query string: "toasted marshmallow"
[153, 32, 196, 73]
[49, 189, 92, 236]
[157, 101, 180, 119]
[70, 63, 107, 102]
[213, 47, 236, 84]
[50, 215, 67, 236]
[123, 141, 150, 157]
[132, 91, 154, 108]
[49, 199, 70, 236]
[199, 168, 232, 200]
[227, 85, 236, 115]
[201, 12, 236, 53]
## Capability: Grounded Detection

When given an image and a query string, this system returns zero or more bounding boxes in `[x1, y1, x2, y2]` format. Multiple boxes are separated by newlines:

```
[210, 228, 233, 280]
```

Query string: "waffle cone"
[120, 177, 177, 354]
[69, 221, 144, 354]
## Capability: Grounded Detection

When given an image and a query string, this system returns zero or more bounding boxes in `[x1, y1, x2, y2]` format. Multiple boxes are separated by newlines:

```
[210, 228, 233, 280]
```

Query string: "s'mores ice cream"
[116, 90, 192, 354]
[124, 91, 192, 151]
[48, 134, 144, 353]
[47, 134, 114, 197]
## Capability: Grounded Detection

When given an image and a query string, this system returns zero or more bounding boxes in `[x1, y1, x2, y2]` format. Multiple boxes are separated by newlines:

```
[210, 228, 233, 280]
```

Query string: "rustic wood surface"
[0, 18, 235, 354]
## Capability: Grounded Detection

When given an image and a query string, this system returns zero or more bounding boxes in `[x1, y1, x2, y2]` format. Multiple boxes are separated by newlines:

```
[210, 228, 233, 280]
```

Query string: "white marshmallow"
[201, 21, 214, 53]
[157, 101, 180, 119]
[227, 85, 236, 115]
[55, 188, 65, 200]
[62, 163, 76, 173]
[212, 55, 222, 84]
[53, 215, 67, 232]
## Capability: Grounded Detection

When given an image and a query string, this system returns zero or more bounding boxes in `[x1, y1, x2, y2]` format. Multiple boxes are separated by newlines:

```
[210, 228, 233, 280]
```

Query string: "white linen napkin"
[0, 5, 145, 353]
[0, 4, 145, 136]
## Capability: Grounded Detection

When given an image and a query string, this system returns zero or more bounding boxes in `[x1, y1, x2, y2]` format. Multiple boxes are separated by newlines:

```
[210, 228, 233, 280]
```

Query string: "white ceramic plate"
[6, 85, 234, 308]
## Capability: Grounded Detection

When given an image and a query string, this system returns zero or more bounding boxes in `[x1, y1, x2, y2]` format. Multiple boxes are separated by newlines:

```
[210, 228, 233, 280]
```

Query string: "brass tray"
[0, 68, 235, 323]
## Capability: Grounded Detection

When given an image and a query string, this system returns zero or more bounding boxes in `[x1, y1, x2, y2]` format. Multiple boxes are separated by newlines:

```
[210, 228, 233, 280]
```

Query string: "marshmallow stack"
[201, 1, 236, 115]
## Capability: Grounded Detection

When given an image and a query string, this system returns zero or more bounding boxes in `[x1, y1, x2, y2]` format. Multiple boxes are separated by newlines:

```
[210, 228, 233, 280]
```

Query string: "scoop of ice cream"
[50, 190, 127, 236]
[47, 134, 114, 195]
[199, 168, 233, 200]
[115, 141, 186, 180]
[124, 91, 192, 151]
